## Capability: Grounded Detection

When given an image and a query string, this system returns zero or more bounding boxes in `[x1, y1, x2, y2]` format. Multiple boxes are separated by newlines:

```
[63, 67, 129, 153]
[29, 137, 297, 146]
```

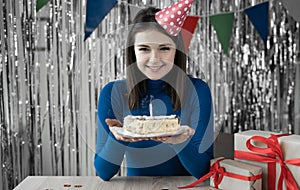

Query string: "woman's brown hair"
[126, 7, 187, 112]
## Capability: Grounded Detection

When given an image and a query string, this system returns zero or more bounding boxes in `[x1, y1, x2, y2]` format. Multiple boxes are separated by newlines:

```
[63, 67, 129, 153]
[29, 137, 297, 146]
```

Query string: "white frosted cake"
[123, 115, 180, 135]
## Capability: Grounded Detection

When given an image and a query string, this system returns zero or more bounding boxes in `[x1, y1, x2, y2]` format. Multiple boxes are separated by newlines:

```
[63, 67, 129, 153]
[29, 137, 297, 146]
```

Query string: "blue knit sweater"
[94, 77, 214, 181]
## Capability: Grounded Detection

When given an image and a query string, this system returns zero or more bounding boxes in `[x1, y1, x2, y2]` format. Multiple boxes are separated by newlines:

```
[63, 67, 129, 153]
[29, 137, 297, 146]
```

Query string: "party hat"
[155, 0, 194, 36]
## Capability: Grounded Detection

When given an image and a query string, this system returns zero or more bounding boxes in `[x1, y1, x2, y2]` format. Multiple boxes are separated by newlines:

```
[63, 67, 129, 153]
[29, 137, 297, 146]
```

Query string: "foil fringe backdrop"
[0, 0, 299, 189]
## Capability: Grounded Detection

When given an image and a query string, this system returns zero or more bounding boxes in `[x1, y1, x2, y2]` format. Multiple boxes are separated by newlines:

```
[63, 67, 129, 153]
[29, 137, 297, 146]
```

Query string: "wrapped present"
[178, 157, 262, 189]
[234, 130, 300, 190]
[209, 158, 262, 189]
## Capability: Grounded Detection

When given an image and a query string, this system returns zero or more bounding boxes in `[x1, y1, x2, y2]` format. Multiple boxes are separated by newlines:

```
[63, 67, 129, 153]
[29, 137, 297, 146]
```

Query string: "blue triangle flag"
[84, 0, 117, 40]
[244, 1, 269, 44]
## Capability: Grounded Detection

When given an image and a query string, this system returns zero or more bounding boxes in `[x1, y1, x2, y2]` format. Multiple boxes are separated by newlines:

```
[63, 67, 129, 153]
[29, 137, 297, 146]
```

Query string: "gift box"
[209, 157, 262, 190]
[178, 157, 262, 189]
[234, 130, 300, 190]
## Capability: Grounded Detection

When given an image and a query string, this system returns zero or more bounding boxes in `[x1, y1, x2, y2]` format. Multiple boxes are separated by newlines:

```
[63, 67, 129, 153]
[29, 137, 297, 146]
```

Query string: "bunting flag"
[36, 0, 49, 12]
[84, 0, 118, 40]
[279, 0, 300, 23]
[209, 12, 234, 55]
[244, 1, 269, 44]
[181, 16, 200, 52]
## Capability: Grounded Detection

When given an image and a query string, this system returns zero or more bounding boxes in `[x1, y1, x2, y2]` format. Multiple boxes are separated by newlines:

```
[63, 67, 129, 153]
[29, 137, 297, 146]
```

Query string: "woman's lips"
[146, 65, 164, 72]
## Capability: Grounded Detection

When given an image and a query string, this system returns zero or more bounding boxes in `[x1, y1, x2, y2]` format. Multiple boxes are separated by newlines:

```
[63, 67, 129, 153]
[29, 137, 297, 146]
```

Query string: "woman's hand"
[105, 118, 148, 142]
[150, 126, 195, 144]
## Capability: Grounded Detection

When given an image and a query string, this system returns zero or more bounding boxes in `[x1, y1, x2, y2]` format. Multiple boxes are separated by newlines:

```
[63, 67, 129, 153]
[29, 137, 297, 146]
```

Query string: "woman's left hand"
[150, 126, 195, 144]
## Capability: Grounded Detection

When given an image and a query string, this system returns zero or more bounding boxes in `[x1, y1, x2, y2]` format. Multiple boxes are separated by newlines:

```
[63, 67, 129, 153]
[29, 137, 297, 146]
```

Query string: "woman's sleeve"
[171, 80, 214, 179]
[94, 82, 128, 181]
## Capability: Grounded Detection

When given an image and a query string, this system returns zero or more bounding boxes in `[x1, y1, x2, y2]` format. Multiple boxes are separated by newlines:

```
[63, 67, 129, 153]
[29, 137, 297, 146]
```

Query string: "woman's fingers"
[151, 127, 195, 144]
[151, 136, 170, 142]
[188, 128, 195, 135]
[105, 118, 122, 127]
[110, 129, 148, 142]
[116, 136, 148, 142]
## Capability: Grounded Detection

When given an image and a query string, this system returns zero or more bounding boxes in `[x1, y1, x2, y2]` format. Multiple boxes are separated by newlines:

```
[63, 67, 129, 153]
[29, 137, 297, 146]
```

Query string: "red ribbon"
[178, 158, 262, 189]
[234, 134, 300, 190]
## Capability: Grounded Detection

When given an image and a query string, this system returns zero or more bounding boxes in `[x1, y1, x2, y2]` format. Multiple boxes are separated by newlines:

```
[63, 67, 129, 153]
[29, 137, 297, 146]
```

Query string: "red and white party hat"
[155, 0, 194, 36]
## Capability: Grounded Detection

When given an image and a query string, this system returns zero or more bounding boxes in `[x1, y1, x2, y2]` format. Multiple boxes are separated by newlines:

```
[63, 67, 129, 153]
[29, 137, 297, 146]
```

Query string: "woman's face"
[134, 30, 176, 80]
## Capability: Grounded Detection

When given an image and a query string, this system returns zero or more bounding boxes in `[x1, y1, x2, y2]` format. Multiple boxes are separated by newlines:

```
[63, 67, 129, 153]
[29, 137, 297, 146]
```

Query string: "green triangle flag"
[36, 0, 49, 12]
[209, 12, 234, 55]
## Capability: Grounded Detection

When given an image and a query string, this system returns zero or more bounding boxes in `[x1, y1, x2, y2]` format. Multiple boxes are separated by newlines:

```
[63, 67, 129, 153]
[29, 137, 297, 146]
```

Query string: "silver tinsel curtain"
[0, 0, 299, 189]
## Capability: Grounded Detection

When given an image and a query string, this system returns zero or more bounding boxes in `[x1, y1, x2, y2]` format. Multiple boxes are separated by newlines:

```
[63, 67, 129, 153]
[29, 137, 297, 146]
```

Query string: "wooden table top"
[14, 176, 213, 190]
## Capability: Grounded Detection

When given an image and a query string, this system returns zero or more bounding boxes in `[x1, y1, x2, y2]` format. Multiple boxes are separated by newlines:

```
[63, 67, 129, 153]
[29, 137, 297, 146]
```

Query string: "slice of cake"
[123, 115, 180, 135]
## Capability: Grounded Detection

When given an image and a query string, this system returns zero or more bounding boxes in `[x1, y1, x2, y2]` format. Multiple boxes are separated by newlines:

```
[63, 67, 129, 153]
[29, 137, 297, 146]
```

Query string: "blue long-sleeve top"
[94, 76, 214, 181]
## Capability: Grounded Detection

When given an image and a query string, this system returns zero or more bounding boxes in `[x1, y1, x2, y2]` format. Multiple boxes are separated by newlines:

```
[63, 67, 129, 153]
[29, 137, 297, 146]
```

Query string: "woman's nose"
[149, 51, 160, 63]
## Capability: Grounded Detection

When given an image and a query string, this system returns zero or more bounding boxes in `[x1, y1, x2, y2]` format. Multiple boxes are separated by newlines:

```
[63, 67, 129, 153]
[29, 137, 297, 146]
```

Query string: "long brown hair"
[126, 7, 187, 112]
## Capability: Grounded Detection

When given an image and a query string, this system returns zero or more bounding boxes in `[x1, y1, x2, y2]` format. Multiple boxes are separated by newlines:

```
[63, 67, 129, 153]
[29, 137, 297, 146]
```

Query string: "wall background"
[0, 0, 299, 189]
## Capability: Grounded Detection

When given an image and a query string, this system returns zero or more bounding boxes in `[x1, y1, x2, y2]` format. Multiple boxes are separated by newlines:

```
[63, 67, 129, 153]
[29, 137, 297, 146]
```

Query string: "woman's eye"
[160, 47, 170, 51]
[139, 48, 149, 51]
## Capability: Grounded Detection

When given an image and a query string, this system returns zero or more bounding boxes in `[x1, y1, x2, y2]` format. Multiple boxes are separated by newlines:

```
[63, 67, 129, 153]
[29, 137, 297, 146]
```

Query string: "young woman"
[94, 7, 214, 181]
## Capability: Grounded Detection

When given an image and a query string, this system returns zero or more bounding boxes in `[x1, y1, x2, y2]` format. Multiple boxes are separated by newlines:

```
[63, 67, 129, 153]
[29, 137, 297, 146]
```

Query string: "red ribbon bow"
[235, 134, 300, 190]
[178, 158, 262, 189]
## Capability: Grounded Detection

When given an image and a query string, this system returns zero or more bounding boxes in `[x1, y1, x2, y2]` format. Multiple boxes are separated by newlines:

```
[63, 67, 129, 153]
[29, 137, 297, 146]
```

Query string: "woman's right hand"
[105, 118, 148, 142]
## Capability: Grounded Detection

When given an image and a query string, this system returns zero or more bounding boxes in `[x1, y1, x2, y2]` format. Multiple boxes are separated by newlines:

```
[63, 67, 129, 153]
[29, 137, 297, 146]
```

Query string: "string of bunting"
[207, 1, 269, 54]
[112, 1, 265, 55]
[36, 0, 299, 55]
[82, 0, 299, 54]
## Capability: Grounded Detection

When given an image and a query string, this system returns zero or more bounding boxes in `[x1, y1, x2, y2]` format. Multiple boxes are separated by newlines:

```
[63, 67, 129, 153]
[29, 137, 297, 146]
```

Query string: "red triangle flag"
[181, 16, 200, 52]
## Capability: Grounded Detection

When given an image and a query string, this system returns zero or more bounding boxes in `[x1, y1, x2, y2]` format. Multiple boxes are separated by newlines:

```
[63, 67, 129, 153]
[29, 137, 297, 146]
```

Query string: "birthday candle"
[149, 95, 153, 117]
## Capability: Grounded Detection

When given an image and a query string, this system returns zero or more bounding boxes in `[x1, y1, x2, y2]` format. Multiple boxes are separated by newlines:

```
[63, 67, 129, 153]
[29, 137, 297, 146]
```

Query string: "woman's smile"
[146, 64, 164, 72]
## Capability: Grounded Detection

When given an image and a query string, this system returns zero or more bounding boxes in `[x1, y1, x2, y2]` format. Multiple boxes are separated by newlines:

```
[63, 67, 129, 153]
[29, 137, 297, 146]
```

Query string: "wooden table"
[14, 176, 212, 190]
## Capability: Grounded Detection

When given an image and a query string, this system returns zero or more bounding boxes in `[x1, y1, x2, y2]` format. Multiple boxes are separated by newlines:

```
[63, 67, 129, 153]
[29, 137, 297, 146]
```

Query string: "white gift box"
[209, 157, 262, 190]
[234, 130, 300, 190]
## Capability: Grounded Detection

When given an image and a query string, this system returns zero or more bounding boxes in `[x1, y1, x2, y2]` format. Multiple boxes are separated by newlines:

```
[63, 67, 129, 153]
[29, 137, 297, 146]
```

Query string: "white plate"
[109, 125, 190, 138]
